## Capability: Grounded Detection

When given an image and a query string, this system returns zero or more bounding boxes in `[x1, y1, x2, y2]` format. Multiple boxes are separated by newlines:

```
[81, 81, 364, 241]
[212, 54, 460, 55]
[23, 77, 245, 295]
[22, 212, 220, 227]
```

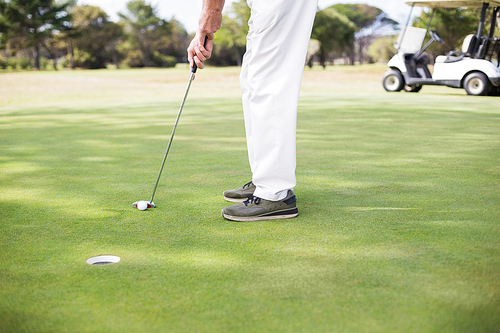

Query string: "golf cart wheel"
[463, 72, 492, 96]
[382, 69, 404, 92]
[404, 84, 422, 93]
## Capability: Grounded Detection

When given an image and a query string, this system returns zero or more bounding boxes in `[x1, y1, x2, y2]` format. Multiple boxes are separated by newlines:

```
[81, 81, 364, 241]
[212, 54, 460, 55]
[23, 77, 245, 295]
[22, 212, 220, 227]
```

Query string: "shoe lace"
[243, 195, 261, 206]
[242, 181, 253, 189]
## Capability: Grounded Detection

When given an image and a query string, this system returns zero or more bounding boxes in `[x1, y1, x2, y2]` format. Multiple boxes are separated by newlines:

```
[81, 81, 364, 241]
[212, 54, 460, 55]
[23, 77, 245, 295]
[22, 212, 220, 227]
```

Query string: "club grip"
[192, 35, 209, 73]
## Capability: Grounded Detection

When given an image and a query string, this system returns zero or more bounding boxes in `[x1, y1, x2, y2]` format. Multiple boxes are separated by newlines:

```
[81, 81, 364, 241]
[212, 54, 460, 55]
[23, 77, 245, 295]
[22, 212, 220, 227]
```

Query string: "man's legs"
[240, 0, 318, 201]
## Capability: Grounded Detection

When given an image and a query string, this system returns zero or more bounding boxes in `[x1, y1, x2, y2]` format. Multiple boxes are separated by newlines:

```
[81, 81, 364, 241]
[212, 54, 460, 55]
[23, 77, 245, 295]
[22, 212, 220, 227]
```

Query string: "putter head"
[132, 201, 156, 209]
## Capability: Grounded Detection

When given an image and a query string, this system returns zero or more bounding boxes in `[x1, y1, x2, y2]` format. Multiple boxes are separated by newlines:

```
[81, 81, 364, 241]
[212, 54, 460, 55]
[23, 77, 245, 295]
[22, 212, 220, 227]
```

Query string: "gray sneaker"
[221, 190, 298, 222]
[223, 181, 256, 202]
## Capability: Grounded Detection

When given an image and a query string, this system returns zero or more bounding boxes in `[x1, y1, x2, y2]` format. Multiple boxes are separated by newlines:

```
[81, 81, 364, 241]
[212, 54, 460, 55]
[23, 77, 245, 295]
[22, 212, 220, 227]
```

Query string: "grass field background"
[1, 64, 499, 332]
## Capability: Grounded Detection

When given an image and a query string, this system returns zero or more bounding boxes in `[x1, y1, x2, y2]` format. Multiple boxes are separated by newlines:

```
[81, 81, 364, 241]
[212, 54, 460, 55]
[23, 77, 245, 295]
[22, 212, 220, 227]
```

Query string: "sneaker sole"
[221, 208, 299, 222]
[223, 195, 249, 203]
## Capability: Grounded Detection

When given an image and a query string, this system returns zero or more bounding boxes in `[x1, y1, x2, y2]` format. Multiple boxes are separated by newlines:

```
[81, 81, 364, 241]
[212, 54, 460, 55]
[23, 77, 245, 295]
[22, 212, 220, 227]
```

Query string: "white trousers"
[240, 0, 318, 201]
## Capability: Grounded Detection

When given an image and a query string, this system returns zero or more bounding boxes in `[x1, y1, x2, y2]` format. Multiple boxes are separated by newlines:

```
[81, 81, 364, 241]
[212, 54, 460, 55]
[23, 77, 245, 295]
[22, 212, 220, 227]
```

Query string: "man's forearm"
[202, 0, 225, 13]
[198, 0, 225, 35]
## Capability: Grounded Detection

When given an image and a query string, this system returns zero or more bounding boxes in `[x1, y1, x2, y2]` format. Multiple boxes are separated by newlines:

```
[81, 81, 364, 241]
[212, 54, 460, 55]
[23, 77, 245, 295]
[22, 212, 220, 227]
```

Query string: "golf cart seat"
[462, 34, 476, 53]
[435, 34, 476, 63]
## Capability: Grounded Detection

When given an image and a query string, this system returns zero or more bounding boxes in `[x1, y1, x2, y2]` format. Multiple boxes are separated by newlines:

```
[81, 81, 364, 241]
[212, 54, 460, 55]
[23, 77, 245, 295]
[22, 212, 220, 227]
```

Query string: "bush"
[151, 52, 176, 68]
[123, 50, 177, 68]
[18, 57, 32, 69]
[40, 57, 50, 70]
[0, 56, 7, 69]
[60, 54, 71, 68]
[73, 49, 91, 68]
[0, 56, 33, 70]
[123, 49, 144, 68]
[6, 57, 17, 69]
[71, 48, 106, 69]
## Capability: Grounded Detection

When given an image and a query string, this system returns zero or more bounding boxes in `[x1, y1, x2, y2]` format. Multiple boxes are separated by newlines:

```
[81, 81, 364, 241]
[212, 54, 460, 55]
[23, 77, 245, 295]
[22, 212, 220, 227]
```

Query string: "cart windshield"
[395, 27, 427, 53]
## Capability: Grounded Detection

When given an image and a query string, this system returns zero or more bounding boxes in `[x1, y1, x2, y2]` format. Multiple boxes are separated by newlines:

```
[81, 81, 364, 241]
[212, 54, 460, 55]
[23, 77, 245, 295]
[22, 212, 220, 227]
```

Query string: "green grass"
[1, 65, 499, 332]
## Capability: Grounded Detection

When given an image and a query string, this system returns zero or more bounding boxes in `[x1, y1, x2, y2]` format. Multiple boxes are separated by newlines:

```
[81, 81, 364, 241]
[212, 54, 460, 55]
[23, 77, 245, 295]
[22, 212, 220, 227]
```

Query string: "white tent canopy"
[405, 0, 500, 8]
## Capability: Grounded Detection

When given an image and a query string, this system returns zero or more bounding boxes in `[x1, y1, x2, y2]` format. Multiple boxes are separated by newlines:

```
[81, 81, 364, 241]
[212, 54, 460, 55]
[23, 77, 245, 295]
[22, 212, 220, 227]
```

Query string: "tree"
[119, 0, 171, 68]
[311, 7, 356, 67]
[157, 18, 189, 64]
[43, 27, 68, 69]
[367, 35, 397, 63]
[0, 2, 9, 50]
[0, 0, 72, 69]
[330, 4, 398, 64]
[70, 5, 123, 69]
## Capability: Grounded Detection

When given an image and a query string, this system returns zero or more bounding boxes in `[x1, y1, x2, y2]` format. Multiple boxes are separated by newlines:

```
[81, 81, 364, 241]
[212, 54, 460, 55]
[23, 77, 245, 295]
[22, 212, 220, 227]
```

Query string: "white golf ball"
[137, 201, 148, 211]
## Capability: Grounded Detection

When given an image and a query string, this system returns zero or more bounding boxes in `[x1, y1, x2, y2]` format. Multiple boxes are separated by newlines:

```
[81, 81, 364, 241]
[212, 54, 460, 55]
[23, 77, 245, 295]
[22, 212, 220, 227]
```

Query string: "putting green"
[1, 65, 499, 332]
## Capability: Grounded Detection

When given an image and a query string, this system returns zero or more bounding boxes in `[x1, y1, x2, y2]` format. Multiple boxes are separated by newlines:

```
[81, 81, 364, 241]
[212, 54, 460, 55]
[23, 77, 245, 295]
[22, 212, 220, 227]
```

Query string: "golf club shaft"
[149, 71, 196, 204]
[149, 36, 207, 204]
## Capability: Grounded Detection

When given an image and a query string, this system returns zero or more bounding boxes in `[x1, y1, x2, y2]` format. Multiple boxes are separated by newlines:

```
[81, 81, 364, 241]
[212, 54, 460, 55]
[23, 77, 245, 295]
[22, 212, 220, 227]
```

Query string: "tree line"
[0, 0, 492, 70]
[0, 0, 189, 70]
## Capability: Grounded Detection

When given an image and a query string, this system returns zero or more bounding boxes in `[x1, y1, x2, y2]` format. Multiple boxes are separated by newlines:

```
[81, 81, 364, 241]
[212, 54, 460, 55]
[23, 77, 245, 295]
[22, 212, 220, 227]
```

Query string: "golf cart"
[382, 0, 500, 96]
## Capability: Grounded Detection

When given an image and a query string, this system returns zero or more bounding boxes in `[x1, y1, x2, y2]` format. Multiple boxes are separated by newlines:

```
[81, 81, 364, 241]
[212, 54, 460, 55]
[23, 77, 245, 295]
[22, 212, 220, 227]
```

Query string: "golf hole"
[86, 255, 120, 266]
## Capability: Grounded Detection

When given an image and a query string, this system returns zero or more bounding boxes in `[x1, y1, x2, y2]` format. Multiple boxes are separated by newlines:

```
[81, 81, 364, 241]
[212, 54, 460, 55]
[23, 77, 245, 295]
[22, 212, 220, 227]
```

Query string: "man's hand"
[187, 32, 214, 71]
[187, 0, 225, 71]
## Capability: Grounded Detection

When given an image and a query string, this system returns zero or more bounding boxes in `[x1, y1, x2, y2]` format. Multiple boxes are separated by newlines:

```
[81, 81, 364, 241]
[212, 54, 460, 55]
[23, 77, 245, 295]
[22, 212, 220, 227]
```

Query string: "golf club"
[133, 37, 207, 210]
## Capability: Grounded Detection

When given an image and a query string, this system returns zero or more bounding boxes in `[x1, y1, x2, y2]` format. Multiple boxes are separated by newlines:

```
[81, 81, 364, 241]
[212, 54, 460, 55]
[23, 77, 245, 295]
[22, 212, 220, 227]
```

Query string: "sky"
[78, 0, 421, 33]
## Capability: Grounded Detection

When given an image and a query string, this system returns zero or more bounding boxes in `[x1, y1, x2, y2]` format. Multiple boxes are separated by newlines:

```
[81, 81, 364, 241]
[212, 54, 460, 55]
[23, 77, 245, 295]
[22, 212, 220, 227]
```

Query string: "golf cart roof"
[405, 0, 500, 8]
